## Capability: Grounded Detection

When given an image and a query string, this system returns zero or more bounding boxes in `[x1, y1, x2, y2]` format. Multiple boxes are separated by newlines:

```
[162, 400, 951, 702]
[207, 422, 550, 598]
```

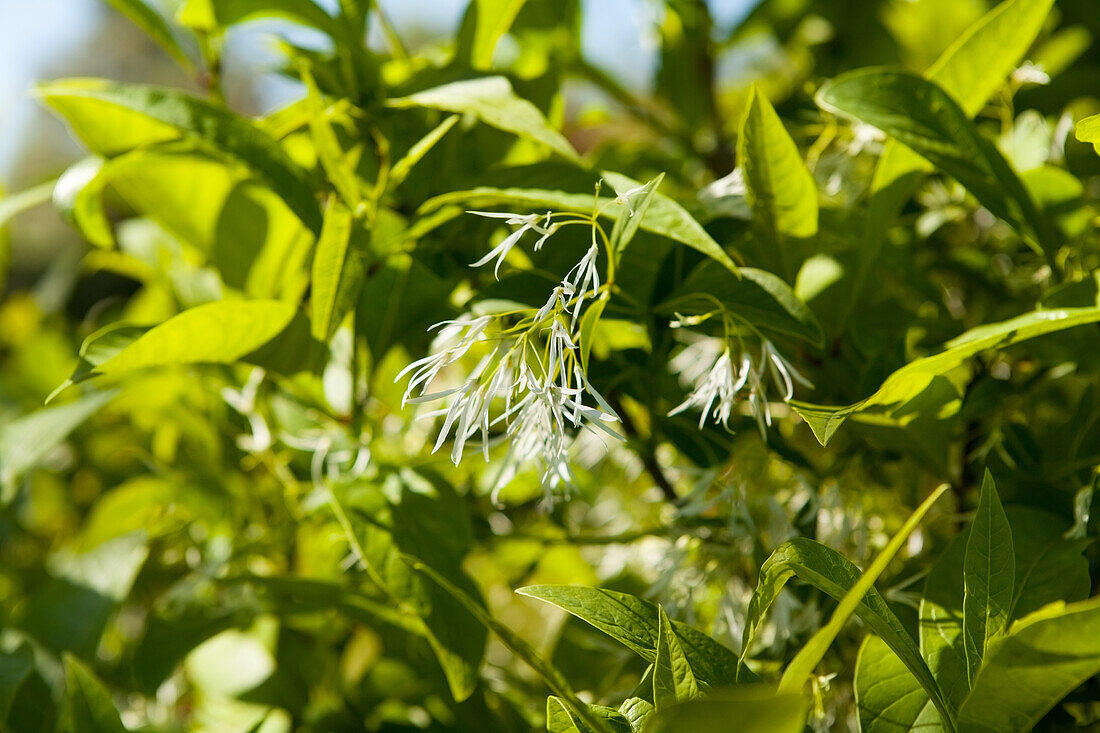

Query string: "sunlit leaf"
[962, 471, 1014, 686]
[792, 306, 1100, 445]
[817, 69, 1057, 261]
[740, 537, 954, 729]
[388, 76, 581, 164]
[738, 85, 817, 279]
[37, 79, 322, 232]
[958, 596, 1100, 732]
[517, 585, 743, 686]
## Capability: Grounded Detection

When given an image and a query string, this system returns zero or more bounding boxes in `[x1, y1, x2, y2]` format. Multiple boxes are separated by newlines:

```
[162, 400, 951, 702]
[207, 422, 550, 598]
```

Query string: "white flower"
[562, 243, 601, 323]
[467, 210, 556, 277]
[668, 346, 746, 430]
[760, 340, 813, 402]
[667, 336, 811, 436]
[1012, 62, 1050, 86]
[613, 183, 650, 214]
[397, 305, 622, 500]
[396, 315, 492, 405]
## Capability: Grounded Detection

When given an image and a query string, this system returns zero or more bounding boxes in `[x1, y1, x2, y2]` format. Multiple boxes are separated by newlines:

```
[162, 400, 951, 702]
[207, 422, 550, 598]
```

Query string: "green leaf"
[844, 0, 1055, 324]
[864, 506, 1093, 730]
[619, 697, 654, 731]
[457, 0, 529, 70]
[63, 148, 313, 299]
[37, 79, 321, 232]
[740, 537, 954, 730]
[1076, 113, 1100, 155]
[388, 76, 581, 164]
[422, 177, 739, 274]
[654, 606, 700, 709]
[62, 655, 126, 733]
[957, 596, 1100, 732]
[0, 391, 117, 500]
[177, 0, 336, 34]
[778, 485, 950, 696]
[962, 471, 1014, 686]
[547, 696, 588, 733]
[661, 262, 824, 345]
[517, 585, 743, 686]
[105, 0, 192, 69]
[389, 114, 461, 189]
[927, 0, 1056, 117]
[855, 636, 943, 733]
[645, 688, 809, 733]
[546, 697, 631, 733]
[54, 301, 316, 398]
[302, 66, 363, 209]
[792, 306, 1100, 445]
[310, 198, 368, 342]
[53, 157, 114, 248]
[578, 295, 608, 374]
[817, 69, 1056, 262]
[738, 85, 818, 279]
[0, 645, 35, 726]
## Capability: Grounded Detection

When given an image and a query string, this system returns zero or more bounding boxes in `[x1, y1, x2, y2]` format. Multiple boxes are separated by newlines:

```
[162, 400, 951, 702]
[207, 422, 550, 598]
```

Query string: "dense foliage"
[3, 0, 1100, 730]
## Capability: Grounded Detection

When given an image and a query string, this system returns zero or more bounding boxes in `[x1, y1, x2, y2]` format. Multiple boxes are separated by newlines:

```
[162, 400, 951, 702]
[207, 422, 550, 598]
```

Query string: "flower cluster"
[668, 335, 810, 437]
[397, 208, 621, 500]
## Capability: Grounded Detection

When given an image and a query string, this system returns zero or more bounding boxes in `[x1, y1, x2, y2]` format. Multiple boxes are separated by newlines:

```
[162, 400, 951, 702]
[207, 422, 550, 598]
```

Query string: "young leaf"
[817, 69, 1057, 262]
[301, 66, 363, 210]
[388, 77, 581, 164]
[739, 537, 954, 730]
[457, 0, 529, 70]
[53, 157, 114, 248]
[105, 0, 192, 70]
[517, 585, 743, 686]
[738, 84, 818, 279]
[927, 0, 1056, 116]
[661, 263, 824, 346]
[619, 697, 655, 731]
[1076, 113, 1100, 155]
[0, 391, 117, 500]
[62, 655, 126, 733]
[962, 470, 1014, 686]
[792, 306, 1100, 445]
[778, 485, 950, 696]
[37, 79, 322, 232]
[176, 0, 337, 35]
[310, 198, 367, 342]
[653, 607, 699, 709]
[958, 596, 1100, 732]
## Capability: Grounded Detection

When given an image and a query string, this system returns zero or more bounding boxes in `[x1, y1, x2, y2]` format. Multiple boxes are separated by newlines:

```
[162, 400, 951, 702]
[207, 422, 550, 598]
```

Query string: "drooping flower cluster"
[668, 335, 811, 437]
[397, 208, 622, 499]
